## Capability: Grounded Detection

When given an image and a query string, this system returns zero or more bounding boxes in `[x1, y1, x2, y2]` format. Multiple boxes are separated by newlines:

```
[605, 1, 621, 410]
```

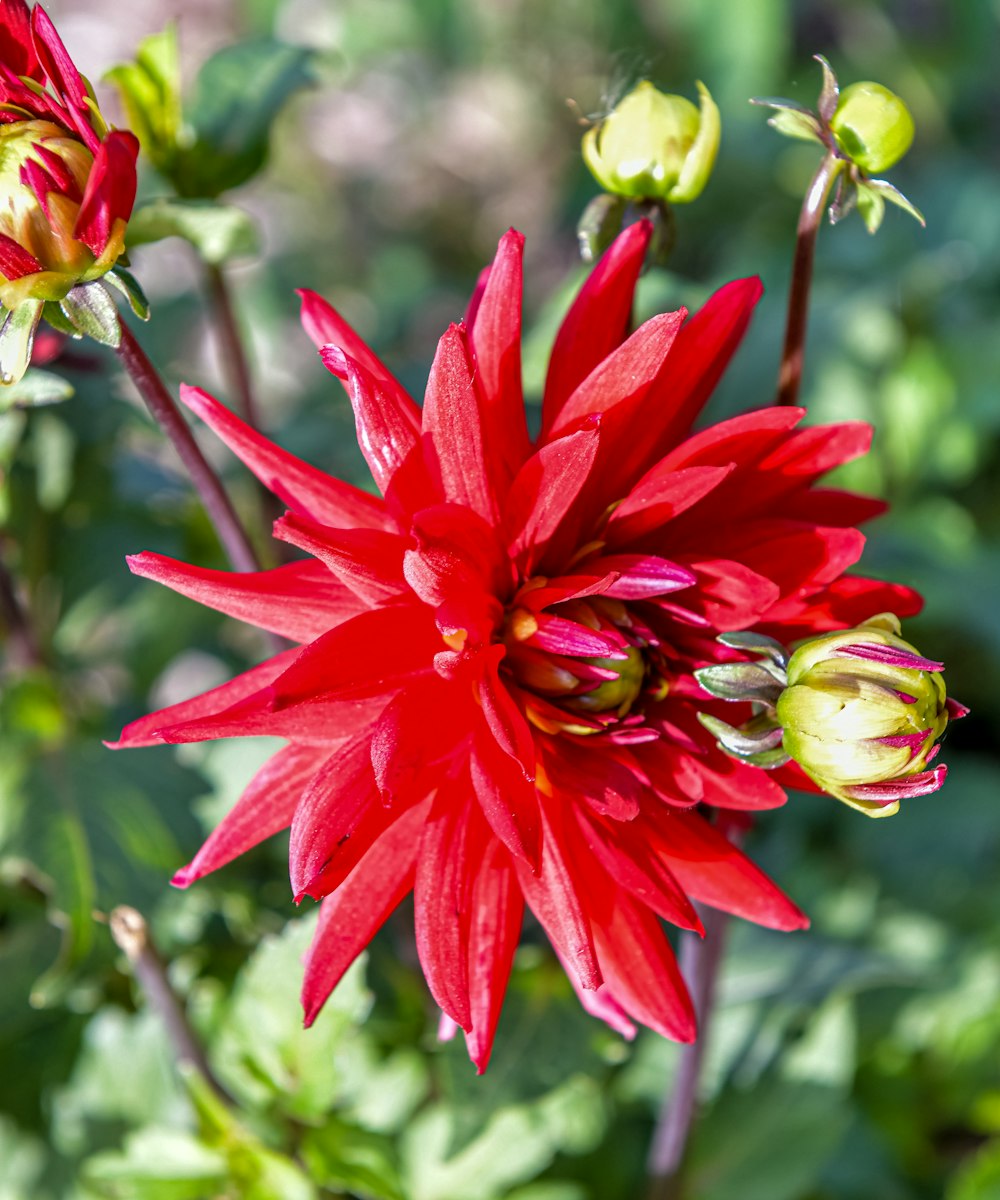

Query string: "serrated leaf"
[127, 199, 261, 265]
[176, 39, 315, 197]
[81, 1128, 228, 1200]
[0, 368, 73, 412]
[209, 912, 372, 1120]
[59, 283, 121, 348]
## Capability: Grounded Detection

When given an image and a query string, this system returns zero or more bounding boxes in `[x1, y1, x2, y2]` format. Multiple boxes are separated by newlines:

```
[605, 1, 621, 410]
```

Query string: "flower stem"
[645, 903, 731, 1200]
[203, 262, 259, 430]
[115, 323, 261, 573]
[776, 153, 842, 407]
[0, 549, 43, 670]
[109, 905, 231, 1104]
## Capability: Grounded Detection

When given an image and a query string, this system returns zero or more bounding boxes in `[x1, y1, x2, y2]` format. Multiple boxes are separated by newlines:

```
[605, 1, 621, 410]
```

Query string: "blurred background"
[2, 0, 998, 1196]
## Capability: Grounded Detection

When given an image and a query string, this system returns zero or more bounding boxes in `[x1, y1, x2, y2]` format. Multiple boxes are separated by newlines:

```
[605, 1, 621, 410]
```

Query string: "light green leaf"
[0, 301, 44, 387]
[300, 1119, 404, 1200]
[81, 1128, 228, 1200]
[127, 199, 261, 265]
[210, 911, 372, 1120]
[0, 368, 73, 412]
[106, 26, 183, 173]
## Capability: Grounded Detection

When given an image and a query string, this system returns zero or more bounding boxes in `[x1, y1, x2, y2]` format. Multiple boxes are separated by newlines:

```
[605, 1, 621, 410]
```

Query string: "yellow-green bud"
[582, 81, 720, 204]
[829, 82, 915, 174]
[776, 614, 953, 816]
[565, 645, 645, 716]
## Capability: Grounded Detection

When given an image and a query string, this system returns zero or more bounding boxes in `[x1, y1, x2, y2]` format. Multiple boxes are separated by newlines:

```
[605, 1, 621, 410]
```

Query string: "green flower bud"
[696, 614, 965, 818]
[582, 80, 720, 204]
[776, 614, 955, 816]
[565, 644, 645, 716]
[829, 82, 915, 174]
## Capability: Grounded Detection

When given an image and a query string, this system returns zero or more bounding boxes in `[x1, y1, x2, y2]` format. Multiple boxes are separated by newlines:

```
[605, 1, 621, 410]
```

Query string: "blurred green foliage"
[1, 0, 998, 1196]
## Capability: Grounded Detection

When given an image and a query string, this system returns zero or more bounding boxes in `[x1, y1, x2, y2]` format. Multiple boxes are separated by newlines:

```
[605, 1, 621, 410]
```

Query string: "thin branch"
[109, 905, 231, 1104]
[115, 322, 261, 573]
[645, 904, 732, 1200]
[203, 262, 259, 430]
[776, 153, 842, 407]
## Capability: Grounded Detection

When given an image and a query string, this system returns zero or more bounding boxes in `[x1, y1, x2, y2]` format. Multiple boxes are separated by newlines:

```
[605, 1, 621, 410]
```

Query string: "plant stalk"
[109, 905, 231, 1104]
[115, 323, 261, 573]
[776, 153, 842, 407]
[645, 903, 731, 1200]
[203, 262, 259, 430]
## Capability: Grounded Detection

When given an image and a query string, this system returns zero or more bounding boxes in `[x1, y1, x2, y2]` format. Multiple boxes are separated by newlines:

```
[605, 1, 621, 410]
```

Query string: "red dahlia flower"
[1, 0, 138, 376]
[113, 221, 921, 1069]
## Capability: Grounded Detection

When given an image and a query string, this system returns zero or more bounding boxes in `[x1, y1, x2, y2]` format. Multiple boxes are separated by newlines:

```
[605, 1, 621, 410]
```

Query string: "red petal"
[0, 232, 43, 280]
[298, 287, 412, 413]
[470, 721, 540, 865]
[327, 348, 438, 518]
[172, 743, 329, 887]
[761, 574, 923, 639]
[658, 405, 805, 474]
[477, 644, 536, 775]
[369, 674, 458, 803]
[414, 779, 475, 1029]
[467, 229, 530, 493]
[301, 799, 430, 1026]
[289, 730, 380, 900]
[464, 830, 524, 1072]
[605, 464, 734, 547]
[590, 887, 696, 1042]
[0, 0, 40, 80]
[546, 311, 686, 441]
[74, 131, 138, 256]
[180, 385, 390, 531]
[671, 557, 781, 631]
[268, 603, 439, 709]
[648, 809, 809, 931]
[273, 512, 409, 605]
[421, 323, 498, 523]
[541, 220, 651, 436]
[30, 5, 94, 141]
[108, 648, 299, 749]
[629, 276, 763, 469]
[513, 803, 601, 991]
[127, 552, 359, 643]
[503, 423, 601, 573]
[584, 553, 695, 600]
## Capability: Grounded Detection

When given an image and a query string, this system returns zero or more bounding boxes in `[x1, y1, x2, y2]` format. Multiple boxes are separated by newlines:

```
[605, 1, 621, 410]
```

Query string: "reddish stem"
[776, 153, 842, 407]
[644, 904, 731, 1199]
[0, 550, 43, 670]
[115, 323, 261, 573]
[204, 262, 259, 430]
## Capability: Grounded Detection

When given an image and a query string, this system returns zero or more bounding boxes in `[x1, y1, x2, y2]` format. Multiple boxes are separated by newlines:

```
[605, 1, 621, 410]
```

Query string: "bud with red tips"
[0, 0, 139, 382]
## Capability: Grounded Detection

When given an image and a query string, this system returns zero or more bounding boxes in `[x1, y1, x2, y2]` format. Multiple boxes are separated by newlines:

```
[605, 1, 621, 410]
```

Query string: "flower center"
[500, 583, 666, 738]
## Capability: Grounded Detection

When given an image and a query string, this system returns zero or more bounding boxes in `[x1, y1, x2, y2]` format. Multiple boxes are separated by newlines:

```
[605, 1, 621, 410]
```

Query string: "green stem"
[776, 153, 842, 407]
[115, 322, 261, 573]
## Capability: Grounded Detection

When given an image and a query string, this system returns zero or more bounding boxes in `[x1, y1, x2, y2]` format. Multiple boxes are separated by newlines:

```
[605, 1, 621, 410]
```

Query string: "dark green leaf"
[176, 39, 315, 196]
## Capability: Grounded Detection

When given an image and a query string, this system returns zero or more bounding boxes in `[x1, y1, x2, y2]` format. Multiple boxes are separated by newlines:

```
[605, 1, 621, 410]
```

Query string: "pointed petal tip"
[319, 343, 350, 377]
[170, 865, 197, 889]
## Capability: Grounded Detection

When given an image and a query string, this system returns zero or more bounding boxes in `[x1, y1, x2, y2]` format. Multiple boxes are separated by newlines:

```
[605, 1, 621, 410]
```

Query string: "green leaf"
[81, 1128, 229, 1200]
[127, 199, 261, 265]
[300, 1119, 405, 1200]
[0, 368, 73, 412]
[867, 177, 926, 227]
[59, 283, 121, 348]
[177, 39, 315, 197]
[855, 183, 886, 234]
[209, 912, 373, 1120]
[0, 1116, 46, 1199]
[106, 26, 183, 173]
[684, 1077, 852, 1200]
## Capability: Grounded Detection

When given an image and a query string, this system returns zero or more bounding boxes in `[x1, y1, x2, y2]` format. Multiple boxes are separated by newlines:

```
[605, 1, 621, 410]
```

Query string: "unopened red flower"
[113, 222, 922, 1069]
[1, 0, 138, 377]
